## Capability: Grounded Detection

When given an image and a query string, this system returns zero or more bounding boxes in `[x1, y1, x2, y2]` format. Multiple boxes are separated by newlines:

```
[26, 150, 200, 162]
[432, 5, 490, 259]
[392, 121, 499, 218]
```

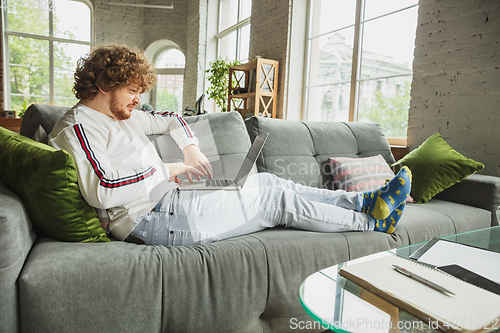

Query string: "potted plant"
[205, 58, 240, 112]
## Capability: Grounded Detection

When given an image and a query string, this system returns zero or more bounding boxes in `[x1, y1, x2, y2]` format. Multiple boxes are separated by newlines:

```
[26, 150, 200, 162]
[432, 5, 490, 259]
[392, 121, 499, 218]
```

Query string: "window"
[305, 0, 418, 143]
[154, 48, 185, 113]
[216, 0, 251, 62]
[2, 0, 92, 112]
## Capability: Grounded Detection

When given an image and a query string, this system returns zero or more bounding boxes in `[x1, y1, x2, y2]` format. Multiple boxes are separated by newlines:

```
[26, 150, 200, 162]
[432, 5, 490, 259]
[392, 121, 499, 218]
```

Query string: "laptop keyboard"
[206, 179, 237, 187]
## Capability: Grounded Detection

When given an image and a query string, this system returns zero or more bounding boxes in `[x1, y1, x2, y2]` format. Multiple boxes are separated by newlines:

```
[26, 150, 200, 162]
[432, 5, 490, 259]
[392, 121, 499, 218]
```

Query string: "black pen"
[392, 264, 455, 296]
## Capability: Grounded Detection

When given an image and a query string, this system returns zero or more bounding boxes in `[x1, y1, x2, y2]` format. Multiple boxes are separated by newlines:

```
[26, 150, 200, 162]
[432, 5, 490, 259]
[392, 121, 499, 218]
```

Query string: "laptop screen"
[235, 133, 269, 184]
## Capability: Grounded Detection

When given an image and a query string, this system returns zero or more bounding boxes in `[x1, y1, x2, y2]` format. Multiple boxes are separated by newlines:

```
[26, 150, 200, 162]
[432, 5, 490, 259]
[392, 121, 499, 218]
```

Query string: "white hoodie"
[49, 103, 198, 240]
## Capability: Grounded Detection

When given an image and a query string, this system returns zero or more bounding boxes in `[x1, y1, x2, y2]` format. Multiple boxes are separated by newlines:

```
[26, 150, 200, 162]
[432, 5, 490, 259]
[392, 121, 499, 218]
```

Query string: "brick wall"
[184, 0, 207, 109]
[92, 0, 203, 110]
[93, 0, 145, 47]
[408, 0, 500, 176]
[0, 32, 4, 111]
[249, 0, 291, 119]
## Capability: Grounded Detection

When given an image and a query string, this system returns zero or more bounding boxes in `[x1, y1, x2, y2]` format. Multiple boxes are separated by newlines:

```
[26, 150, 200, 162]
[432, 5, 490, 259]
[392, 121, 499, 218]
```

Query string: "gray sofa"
[1, 104, 499, 333]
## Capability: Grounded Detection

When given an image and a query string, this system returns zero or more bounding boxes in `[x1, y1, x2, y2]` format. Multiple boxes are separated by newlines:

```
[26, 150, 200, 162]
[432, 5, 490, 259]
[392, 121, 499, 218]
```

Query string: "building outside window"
[305, 0, 418, 143]
[154, 48, 185, 113]
[216, 0, 251, 62]
[2, 0, 92, 113]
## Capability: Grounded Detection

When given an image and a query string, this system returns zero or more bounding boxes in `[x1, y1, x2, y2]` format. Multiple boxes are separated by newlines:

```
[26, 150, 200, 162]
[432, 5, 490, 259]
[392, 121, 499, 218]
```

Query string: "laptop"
[179, 133, 269, 190]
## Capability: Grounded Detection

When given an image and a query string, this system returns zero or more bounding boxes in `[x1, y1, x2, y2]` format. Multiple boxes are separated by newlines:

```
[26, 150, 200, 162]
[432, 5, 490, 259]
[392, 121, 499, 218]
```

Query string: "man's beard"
[109, 92, 134, 120]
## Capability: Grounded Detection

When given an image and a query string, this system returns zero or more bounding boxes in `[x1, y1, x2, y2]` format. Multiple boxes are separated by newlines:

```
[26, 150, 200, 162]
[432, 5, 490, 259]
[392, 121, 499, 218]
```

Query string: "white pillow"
[32, 125, 48, 144]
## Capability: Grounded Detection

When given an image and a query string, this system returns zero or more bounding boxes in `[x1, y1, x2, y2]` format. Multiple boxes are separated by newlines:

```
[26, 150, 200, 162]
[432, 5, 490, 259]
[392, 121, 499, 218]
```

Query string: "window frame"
[215, 0, 251, 62]
[2, 0, 93, 110]
[152, 46, 185, 113]
[304, 0, 417, 146]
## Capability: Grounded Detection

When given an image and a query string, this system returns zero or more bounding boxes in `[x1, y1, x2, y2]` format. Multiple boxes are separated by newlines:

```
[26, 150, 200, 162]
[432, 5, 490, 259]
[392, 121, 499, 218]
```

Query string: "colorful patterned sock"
[373, 202, 406, 234]
[360, 166, 412, 220]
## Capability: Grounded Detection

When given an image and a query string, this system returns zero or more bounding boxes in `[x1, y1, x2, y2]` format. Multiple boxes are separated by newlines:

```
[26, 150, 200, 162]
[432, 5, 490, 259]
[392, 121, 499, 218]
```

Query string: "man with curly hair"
[49, 44, 212, 240]
[49, 44, 411, 246]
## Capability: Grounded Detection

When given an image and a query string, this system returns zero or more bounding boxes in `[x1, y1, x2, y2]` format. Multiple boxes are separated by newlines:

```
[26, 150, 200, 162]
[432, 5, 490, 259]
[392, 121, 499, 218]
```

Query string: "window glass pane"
[306, 84, 350, 122]
[53, 0, 91, 41]
[364, 0, 418, 21]
[9, 36, 50, 111]
[359, 7, 417, 80]
[156, 49, 186, 68]
[238, 24, 250, 62]
[54, 42, 90, 104]
[308, 27, 355, 87]
[240, 0, 251, 19]
[357, 78, 411, 138]
[310, 0, 356, 38]
[6, 0, 49, 36]
[219, 0, 239, 32]
[156, 74, 184, 114]
[218, 31, 238, 61]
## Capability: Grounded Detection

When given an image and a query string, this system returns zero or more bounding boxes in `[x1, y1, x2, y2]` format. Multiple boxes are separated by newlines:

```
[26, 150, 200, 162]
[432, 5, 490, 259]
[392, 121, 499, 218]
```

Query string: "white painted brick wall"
[92, 0, 205, 112]
[184, 0, 207, 109]
[408, 0, 500, 176]
[93, 0, 145, 47]
[249, 0, 291, 118]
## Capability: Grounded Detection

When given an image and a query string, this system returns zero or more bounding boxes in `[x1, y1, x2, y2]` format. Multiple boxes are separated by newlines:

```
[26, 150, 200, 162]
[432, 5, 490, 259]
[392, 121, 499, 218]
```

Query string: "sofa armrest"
[0, 183, 37, 332]
[20, 104, 70, 138]
[434, 174, 500, 226]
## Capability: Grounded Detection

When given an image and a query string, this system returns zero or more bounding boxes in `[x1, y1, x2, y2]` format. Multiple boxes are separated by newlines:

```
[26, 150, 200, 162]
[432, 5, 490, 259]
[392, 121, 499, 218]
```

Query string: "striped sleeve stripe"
[149, 111, 194, 138]
[73, 124, 157, 188]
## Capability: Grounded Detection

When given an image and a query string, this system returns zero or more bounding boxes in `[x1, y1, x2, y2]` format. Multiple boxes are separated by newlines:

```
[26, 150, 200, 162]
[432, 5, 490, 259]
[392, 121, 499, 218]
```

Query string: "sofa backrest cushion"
[20, 104, 70, 139]
[245, 116, 395, 189]
[0, 127, 109, 242]
[20, 104, 252, 181]
[135, 111, 253, 180]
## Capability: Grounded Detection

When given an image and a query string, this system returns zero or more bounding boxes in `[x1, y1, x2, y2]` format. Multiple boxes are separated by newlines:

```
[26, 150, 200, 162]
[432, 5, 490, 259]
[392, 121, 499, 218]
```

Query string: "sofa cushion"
[245, 117, 394, 189]
[143, 111, 253, 180]
[0, 183, 37, 333]
[0, 127, 109, 242]
[393, 132, 484, 203]
[20, 104, 70, 139]
[396, 199, 491, 244]
[19, 238, 163, 333]
[329, 154, 394, 192]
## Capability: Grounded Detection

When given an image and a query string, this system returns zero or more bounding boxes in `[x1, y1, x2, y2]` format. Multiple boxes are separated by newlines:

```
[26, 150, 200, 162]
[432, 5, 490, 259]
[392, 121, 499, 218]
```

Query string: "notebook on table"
[339, 254, 500, 332]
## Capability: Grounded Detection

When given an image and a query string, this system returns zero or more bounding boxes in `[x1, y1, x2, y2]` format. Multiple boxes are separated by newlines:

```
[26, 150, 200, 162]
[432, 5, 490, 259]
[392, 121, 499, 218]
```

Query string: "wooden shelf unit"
[0, 117, 23, 133]
[228, 58, 279, 118]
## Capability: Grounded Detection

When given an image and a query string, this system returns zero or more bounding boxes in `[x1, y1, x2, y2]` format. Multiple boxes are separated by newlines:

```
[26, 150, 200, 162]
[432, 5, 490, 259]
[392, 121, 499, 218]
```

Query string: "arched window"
[154, 48, 185, 113]
[2, 0, 92, 112]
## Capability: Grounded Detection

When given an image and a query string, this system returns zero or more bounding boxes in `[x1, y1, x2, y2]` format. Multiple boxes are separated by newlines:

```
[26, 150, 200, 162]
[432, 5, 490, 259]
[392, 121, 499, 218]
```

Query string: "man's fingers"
[185, 165, 204, 184]
[197, 160, 213, 179]
[204, 161, 213, 179]
[184, 172, 194, 184]
[198, 162, 212, 178]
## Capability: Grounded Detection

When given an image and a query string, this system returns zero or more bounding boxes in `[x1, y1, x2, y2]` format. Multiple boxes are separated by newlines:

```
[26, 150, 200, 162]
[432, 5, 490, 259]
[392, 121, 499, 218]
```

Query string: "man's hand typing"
[164, 163, 205, 184]
[182, 144, 213, 180]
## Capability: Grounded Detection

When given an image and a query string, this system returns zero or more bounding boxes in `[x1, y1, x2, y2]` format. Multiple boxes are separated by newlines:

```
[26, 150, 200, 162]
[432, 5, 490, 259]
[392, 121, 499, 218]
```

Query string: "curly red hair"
[73, 44, 157, 100]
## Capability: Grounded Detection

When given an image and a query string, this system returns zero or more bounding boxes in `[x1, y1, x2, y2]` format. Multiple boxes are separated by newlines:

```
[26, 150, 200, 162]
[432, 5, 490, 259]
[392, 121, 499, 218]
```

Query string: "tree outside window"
[3, 0, 91, 114]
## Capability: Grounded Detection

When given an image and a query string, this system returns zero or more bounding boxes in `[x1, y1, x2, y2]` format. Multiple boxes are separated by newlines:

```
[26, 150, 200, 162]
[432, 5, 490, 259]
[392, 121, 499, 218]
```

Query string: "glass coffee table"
[300, 226, 500, 333]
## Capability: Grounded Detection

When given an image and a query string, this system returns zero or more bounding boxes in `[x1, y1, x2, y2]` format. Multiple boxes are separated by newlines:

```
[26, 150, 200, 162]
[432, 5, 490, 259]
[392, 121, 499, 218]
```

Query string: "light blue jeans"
[131, 173, 374, 246]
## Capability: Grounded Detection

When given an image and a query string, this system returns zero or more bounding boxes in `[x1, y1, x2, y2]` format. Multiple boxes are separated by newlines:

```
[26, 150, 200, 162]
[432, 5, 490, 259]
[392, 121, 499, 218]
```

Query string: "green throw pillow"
[0, 127, 109, 242]
[392, 132, 484, 203]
